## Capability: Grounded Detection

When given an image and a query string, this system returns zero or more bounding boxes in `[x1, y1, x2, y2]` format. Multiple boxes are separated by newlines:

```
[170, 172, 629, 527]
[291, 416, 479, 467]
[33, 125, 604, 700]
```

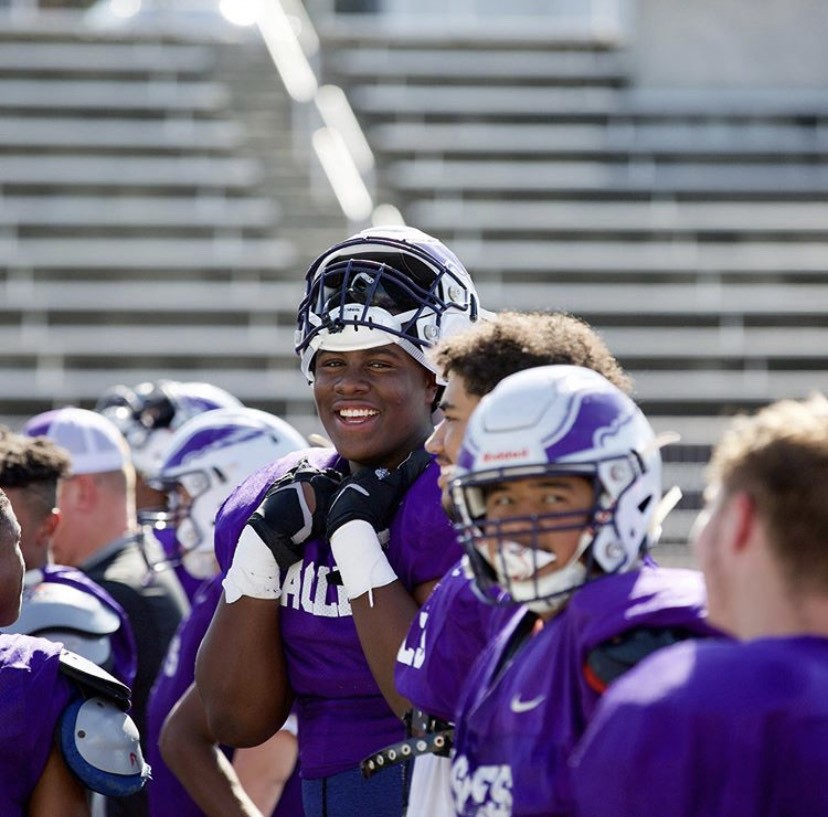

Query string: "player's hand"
[326, 449, 432, 540]
[246, 459, 342, 571]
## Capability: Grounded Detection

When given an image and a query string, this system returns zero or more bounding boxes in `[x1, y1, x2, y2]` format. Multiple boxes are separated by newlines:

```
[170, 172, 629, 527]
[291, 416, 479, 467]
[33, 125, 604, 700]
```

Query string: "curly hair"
[431, 311, 632, 397]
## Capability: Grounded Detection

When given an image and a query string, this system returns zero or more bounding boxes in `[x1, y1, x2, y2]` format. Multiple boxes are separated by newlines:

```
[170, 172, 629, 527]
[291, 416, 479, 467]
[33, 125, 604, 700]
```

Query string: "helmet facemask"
[139, 467, 221, 580]
[453, 466, 602, 614]
[295, 228, 484, 383]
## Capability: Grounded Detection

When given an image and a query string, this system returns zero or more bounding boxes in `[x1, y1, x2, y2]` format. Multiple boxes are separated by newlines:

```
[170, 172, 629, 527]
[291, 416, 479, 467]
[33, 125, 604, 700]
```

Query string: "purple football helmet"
[295, 225, 487, 383]
[138, 407, 307, 580]
[451, 365, 662, 614]
[95, 379, 242, 479]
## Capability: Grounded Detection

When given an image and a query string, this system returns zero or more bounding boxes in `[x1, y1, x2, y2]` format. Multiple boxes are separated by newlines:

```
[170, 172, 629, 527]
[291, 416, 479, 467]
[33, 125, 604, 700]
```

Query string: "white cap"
[25, 407, 130, 476]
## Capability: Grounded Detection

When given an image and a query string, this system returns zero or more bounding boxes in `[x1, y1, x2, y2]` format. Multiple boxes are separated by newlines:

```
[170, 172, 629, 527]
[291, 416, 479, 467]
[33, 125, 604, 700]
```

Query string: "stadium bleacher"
[0, 14, 345, 435]
[317, 19, 828, 546]
[0, 8, 826, 550]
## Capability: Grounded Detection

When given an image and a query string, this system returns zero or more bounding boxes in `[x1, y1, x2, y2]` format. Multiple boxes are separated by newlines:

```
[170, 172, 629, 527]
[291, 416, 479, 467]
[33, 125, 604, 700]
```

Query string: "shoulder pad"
[585, 627, 694, 693]
[5, 582, 120, 668]
[8, 582, 120, 635]
[59, 696, 150, 797]
[59, 649, 131, 711]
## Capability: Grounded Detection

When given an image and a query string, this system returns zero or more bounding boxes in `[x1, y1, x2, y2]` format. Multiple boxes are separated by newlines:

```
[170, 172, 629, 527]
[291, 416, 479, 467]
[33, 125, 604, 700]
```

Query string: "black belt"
[361, 709, 454, 780]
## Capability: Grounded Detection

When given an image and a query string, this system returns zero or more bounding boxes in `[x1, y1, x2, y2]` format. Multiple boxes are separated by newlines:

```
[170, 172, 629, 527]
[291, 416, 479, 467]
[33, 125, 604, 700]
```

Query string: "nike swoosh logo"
[510, 694, 545, 714]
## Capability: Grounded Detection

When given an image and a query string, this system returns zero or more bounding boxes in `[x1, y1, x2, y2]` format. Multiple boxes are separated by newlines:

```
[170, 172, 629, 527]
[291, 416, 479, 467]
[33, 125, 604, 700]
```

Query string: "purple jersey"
[147, 576, 222, 817]
[571, 635, 828, 817]
[34, 564, 137, 687]
[214, 447, 460, 779]
[147, 577, 305, 817]
[0, 634, 77, 816]
[450, 567, 716, 817]
[395, 558, 515, 723]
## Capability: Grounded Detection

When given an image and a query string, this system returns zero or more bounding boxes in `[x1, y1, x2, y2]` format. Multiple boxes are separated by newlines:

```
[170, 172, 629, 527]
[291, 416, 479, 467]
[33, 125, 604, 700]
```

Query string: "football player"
[446, 365, 717, 816]
[387, 311, 633, 817]
[96, 379, 242, 601]
[0, 427, 137, 687]
[144, 406, 307, 817]
[196, 226, 487, 817]
[0, 490, 149, 816]
[571, 393, 828, 816]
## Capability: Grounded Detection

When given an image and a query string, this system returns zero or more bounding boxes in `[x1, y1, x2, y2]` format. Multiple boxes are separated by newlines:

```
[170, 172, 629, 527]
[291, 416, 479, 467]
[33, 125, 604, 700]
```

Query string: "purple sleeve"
[387, 459, 462, 591]
[0, 635, 76, 812]
[395, 563, 513, 722]
[570, 638, 828, 817]
[146, 578, 226, 817]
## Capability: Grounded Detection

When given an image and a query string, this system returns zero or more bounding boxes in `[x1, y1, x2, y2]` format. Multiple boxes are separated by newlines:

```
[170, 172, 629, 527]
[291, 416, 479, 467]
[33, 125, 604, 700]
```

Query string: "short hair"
[0, 489, 20, 540]
[0, 427, 71, 518]
[706, 393, 828, 591]
[431, 311, 632, 397]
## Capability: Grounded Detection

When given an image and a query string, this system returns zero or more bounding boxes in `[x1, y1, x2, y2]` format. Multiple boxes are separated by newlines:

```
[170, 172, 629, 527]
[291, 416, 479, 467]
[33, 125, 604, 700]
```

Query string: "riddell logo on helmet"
[483, 449, 529, 463]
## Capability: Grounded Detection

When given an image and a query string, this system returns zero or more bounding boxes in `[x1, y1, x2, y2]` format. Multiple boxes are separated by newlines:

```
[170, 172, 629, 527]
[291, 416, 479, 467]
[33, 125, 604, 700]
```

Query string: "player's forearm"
[351, 580, 420, 718]
[195, 594, 293, 746]
[233, 730, 297, 817]
[161, 699, 263, 817]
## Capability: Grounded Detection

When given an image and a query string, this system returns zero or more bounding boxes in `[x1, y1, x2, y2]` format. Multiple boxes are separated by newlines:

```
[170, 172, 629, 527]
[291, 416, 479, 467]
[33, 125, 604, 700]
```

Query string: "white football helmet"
[294, 225, 487, 383]
[96, 379, 242, 479]
[451, 365, 662, 614]
[139, 407, 307, 580]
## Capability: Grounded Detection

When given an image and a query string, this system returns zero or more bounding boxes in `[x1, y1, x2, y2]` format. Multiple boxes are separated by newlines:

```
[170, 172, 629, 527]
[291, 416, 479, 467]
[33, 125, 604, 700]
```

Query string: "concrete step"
[0, 236, 296, 271]
[0, 194, 279, 230]
[453, 240, 828, 278]
[0, 116, 244, 152]
[371, 121, 828, 159]
[0, 40, 215, 76]
[0, 154, 262, 190]
[387, 158, 828, 197]
[324, 47, 625, 85]
[405, 199, 828, 239]
[0, 77, 228, 113]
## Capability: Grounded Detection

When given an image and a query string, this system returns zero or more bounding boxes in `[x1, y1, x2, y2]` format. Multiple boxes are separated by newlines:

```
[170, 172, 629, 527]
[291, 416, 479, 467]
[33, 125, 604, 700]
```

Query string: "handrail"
[257, 0, 404, 228]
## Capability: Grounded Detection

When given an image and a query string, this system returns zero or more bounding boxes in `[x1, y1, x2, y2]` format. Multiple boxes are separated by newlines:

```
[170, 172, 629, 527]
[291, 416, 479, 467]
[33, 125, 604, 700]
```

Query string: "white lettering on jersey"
[397, 609, 428, 669]
[451, 753, 513, 816]
[280, 561, 353, 618]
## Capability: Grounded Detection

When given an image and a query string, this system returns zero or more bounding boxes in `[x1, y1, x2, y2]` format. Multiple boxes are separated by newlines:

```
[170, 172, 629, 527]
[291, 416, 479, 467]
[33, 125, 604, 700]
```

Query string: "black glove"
[247, 459, 342, 572]
[327, 449, 432, 540]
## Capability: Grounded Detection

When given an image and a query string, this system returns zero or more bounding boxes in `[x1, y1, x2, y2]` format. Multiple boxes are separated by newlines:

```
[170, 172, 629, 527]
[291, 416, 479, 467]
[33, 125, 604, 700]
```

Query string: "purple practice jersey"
[0, 634, 77, 816]
[571, 635, 828, 817]
[146, 575, 222, 817]
[395, 557, 515, 723]
[450, 567, 717, 817]
[35, 564, 138, 687]
[147, 576, 305, 817]
[214, 447, 461, 779]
